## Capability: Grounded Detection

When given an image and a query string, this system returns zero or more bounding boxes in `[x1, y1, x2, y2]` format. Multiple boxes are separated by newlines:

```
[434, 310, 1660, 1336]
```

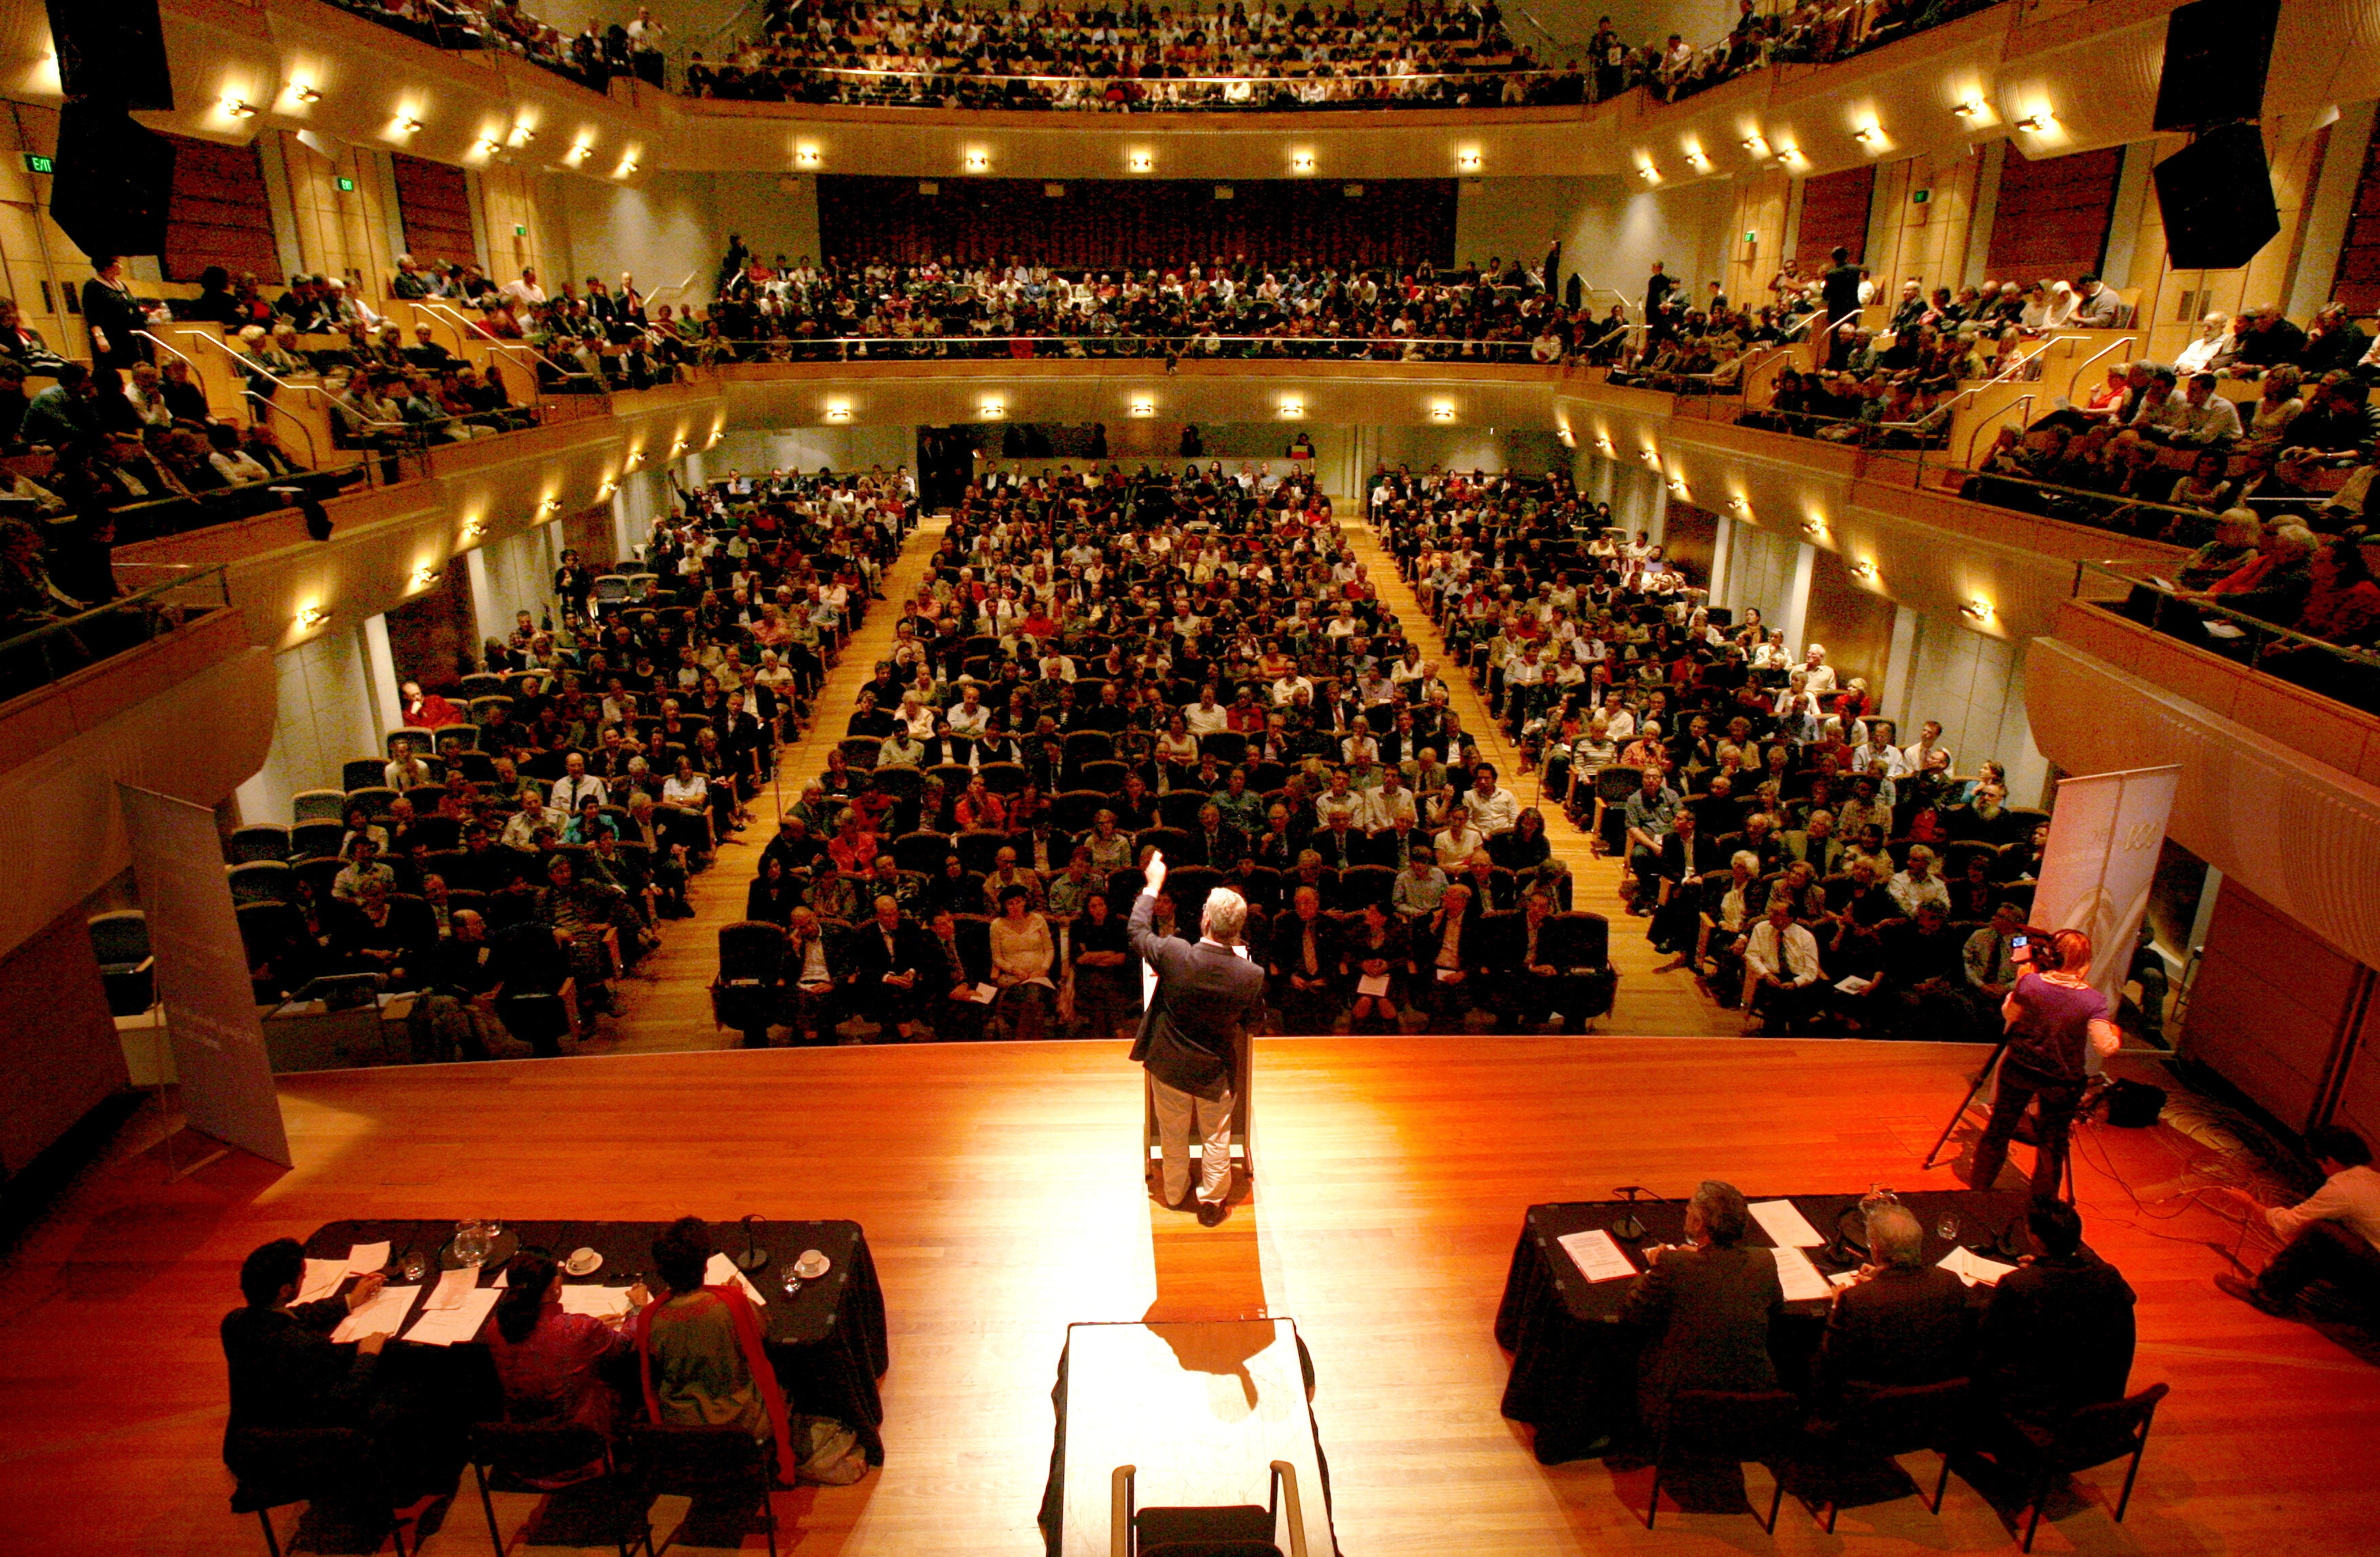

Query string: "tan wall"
[1724, 171, 1791, 312]
[1867, 149, 1983, 300]
[2125, 124, 2331, 363]
[276, 132, 395, 299]
[0, 105, 100, 363]
[476, 165, 569, 291]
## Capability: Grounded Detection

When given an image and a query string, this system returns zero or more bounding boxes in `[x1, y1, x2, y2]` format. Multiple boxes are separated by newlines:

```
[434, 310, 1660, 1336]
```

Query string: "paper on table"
[344, 1241, 391, 1276]
[425, 1264, 482, 1312]
[1749, 1199, 1826, 1249]
[1772, 1246, 1833, 1303]
[559, 1286, 634, 1321]
[331, 1285, 417, 1344]
[1356, 971, 1390, 997]
[298, 1259, 348, 1305]
[704, 1252, 767, 1307]
[405, 1287, 498, 1346]
[1939, 1246, 2019, 1287]
[1555, 1228, 1638, 1283]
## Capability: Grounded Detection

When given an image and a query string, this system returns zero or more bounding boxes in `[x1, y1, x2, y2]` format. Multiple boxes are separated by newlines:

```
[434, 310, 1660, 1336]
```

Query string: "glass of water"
[454, 1219, 486, 1266]
[1936, 1210, 1961, 1245]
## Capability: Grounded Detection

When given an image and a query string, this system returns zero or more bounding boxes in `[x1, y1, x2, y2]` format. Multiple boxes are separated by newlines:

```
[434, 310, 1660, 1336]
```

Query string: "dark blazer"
[219, 1299, 380, 1473]
[1816, 1265, 1974, 1404]
[1617, 1242, 1786, 1429]
[1267, 910, 1341, 984]
[1979, 1248, 2137, 1425]
[1781, 829, 1847, 876]
[1191, 823, 1247, 870]
[1128, 887, 1267, 1100]
[847, 917, 934, 988]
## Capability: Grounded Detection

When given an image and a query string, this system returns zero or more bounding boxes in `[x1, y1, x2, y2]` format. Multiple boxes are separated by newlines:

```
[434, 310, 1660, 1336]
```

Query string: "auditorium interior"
[3, 0, 2380, 1552]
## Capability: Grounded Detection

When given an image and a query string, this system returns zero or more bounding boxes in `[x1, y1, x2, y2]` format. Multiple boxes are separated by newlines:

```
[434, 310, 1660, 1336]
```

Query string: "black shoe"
[1196, 1199, 1228, 1228]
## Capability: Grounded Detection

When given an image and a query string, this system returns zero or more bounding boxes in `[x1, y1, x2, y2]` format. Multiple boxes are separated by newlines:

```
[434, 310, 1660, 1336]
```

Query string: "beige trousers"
[1149, 1073, 1236, 1206]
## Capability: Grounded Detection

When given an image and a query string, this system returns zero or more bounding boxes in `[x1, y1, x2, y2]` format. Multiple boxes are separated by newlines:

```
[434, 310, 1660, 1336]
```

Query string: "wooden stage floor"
[1, 1036, 2371, 1556]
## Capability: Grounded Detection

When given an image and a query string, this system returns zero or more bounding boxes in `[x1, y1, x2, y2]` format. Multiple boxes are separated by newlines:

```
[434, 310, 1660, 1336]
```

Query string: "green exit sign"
[1911, 187, 1931, 204]
[21, 152, 52, 175]
[513, 223, 528, 237]
[1742, 230, 1756, 244]
[335, 175, 355, 192]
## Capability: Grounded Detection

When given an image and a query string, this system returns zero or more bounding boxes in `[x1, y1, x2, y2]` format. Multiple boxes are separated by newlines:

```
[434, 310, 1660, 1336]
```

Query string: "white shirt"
[1746, 919, 1820, 984]
[1183, 701, 1229, 736]
[2269, 1164, 2380, 1251]
[1361, 784, 1417, 834]
[549, 772, 608, 812]
[1464, 785, 1520, 836]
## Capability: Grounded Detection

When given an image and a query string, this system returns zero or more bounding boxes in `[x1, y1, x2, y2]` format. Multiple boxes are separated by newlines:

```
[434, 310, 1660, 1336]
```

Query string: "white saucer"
[792, 1249, 831, 1280]
[564, 1247, 603, 1276]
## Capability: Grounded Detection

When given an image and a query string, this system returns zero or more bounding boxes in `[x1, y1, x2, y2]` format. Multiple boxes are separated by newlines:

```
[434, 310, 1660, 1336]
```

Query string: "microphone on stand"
[735, 1213, 772, 1273]
[1611, 1185, 1652, 1242]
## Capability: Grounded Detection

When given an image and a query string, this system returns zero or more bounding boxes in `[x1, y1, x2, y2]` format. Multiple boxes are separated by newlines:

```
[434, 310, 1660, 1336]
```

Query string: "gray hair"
[1200, 886, 1248, 945]
[1866, 1203, 1924, 1269]
[1689, 1179, 1750, 1247]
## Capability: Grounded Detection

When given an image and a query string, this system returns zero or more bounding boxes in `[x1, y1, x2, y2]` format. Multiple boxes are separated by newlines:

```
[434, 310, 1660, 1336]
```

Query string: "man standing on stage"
[1131, 851, 1268, 1227]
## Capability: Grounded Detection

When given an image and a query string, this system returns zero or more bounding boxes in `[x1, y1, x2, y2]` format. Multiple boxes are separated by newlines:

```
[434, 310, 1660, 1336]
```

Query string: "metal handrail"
[685, 62, 1554, 103]
[0, 560, 229, 674]
[153, 329, 327, 472]
[702, 329, 1563, 359]
[2063, 333, 2137, 406]
[1945, 463, 2244, 531]
[414, 300, 581, 380]
[1962, 393, 2034, 468]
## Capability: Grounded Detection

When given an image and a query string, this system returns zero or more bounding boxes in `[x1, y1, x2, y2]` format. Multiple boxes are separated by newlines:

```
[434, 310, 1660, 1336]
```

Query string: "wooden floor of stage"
[1, 1035, 2372, 1557]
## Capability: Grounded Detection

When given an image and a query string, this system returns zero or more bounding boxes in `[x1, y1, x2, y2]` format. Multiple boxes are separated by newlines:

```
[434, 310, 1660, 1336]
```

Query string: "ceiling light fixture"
[398, 114, 425, 133]
[223, 98, 259, 118]
[1430, 404, 1456, 422]
[824, 404, 852, 421]
[410, 566, 442, 590]
[511, 123, 536, 143]
[293, 84, 322, 104]
[2014, 110, 2055, 132]
[459, 519, 487, 539]
[1853, 124, 1879, 144]
[296, 604, 329, 629]
[1279, 401, 1305, 418]
[1962, 598, 1994, 622]
[979, 399, 1007, 418]
[964, 149, 990, 171]
[1130, 398, 1155, 416]
[1291, 151, 1315, 173]
[1127, 150, 1153, 172]
[795, 145, 822, 167]
[1850, 559, 1877, 580]
[1953, 99, 1984, 118]
[477, 137, 502, 155]
[1457, 149, 1482, 171]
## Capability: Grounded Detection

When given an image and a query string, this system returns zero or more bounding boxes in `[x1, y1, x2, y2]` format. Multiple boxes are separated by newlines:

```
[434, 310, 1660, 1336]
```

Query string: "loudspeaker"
[2152, 124, 2280, 271]
[50, 100, 177, 260]
[2151, 0, 2279, 133]
[42, 0, 173, 113]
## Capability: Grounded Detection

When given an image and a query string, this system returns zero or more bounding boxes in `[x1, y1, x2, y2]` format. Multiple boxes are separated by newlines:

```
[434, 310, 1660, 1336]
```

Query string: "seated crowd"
[1589, 0, 2002, 107]
[686, 0, 1568, 110]
[323, 0, 670, 93]
[699, 240, 1574, 362]
[713, 459, 1621, 1048]
[1379, 467, 2093, 1043]
[228, 467, 914, 1060]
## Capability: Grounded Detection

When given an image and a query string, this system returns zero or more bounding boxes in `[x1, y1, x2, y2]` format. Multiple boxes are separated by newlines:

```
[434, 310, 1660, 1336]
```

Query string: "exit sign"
[336, 175, 355, 192]
[20, 152, 52, 175]
[513, 223, 527, 236]
[1911, 187, 1931, 204]
[1742, 230, 1756, 243]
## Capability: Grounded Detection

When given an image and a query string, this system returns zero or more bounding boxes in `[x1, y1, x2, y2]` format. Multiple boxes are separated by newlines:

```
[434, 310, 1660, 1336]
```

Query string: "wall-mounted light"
[1853, 124, 1879, 145]
[397, 113, 425, 134]
[1290, 151, 1315, 173]
[706, 429, 721, 447]
[295, 604, 330, 630]
[511, 123, 537, 145]
[979, 399, 1007, 419]
[223, 97, 259, 119]
[1953, 99, 1985, 119]
[1850, 559, 1877, 580]
[1739, 135, 1769, 158]
[1636, 163, 1660, 182]
[1775, 143, 1806, 166]
[1129, 397, 1155, 416]
[2013, 109, 2055, 133]
[459, 518, 487, 539]
[1801, 517, 1825, 536]
[410, 565, 443, 590]
[1456, 148, 1483, 171]
[618, 158, 640, 175]
[668, 439, 685, 455]
[1667, 478, 1687, 495]
[1279, 400, 1306, 418]
[1595, 435, 1613, 452]
[1962, 598, 1994, 622]
[1684, 147, 1710, 172]
[1727, 495, 1748, 513]
[1126, 149, 1153, 172]
[1640, 447, 1659, 465]
[964, 149, 990, 172]
[477, 137, 503, 156]
[1430, 403, 1457, 422]
[1557, 425, 1575, 447]
[794, 145, 822, 168]
[623, 449, 643, 468]
[823, 403, 852, 422]
[539, 495, 562, 513]
[293, 84, 323, 104]
[596, 478, 617, 498]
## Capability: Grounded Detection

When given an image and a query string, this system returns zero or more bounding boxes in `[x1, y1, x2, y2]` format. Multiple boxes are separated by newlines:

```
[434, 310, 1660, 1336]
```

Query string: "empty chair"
[893, 829, 954, 874]
[229, 823, 292, 864]
[591, 573, 630, 605]
[2007, 1382, 2171, 1552]
[1164, 864, 1221, 924]
[292, 788, 349, 825]
[1644, 1389, 1805, 1531]
[1157, 790, 1209, 831]
[295, 857, 347, 901]
[228, 861, 295, 906]
[1136, 826, 1195, 867]
[1337, 863, 1396, 910]
[459, 672, 509, 698]
[1199, 730, 1248, 766]
[871, 764, 922, 801]
[1806, 1376, 1972, 1533]
[86, 910, 154, 1016]
[977, 760, 1028, 795]
[345, 785, 398, 819]
[1065, 730, 1115, 766]
[342, 759, 389, 793]
[227, 1427, 421, 1557]
[1113, 1458, 1308, 1557]
[290, 820, 347, 861]
[839, 736, 882, 770]
[711, 920, 789, 1045]
[1078, 759, 1130, 793]
[1053, 789, 1111, 833]
[954, 830, 1013, 875]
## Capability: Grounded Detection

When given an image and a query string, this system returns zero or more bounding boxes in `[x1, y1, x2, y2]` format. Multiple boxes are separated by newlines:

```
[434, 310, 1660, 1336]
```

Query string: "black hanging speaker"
[43, 0, 174, 112]
[2152, 124, 2280, 271]
[2151, 0, 2279, 133]
[50, 100, 177, 260]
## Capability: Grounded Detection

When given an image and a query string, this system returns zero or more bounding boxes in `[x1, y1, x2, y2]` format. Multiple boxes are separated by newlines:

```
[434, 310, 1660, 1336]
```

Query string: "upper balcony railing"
[2071, 558, 2380, 721]
[0, 562, 233, 705]
[684, 62, 1564, 113]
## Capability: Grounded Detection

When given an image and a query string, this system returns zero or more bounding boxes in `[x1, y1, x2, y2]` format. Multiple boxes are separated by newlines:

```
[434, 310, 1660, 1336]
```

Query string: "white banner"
[2030, 764, 2181, 1019]
[119, 785, 291, 1167]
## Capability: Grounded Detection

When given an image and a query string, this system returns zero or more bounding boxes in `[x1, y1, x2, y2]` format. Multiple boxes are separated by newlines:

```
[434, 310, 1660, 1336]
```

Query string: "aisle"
[1339, 520, 1735, 1037]
[599, 514, 954, 1054]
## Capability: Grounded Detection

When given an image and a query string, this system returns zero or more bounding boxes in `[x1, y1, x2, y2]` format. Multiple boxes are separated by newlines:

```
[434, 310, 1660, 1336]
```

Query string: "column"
[360, 615, 401, 736]
[1879, 604, 1920, 721]
[1645, 475, 1668, 548]
[1778, 541, 1816, 656]
[1708, 514, 1734, 611]
[465, 548, 496, 651]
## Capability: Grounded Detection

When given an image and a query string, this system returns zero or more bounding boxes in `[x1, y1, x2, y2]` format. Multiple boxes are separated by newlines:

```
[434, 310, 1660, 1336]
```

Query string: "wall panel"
[160, 134, 281, 284]
[392, 152, 478, 272]
[2182, 878, 2367, 1133]
[1802, 545, 1896, 695]
[1794, 165, 1875, 272]
[1987, 145, 2121, 287]
[0, 908, 126, 1177]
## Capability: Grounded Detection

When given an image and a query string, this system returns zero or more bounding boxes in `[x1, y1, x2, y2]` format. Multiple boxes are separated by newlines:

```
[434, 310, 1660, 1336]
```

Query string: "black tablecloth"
[304, 1217, 891, 1463]
[1494, 1189, 2028, 1463]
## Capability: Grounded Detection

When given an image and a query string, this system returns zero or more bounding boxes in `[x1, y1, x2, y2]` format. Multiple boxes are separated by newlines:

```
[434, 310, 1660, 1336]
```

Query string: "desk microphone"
[1611, 1185, 1655, 1242]
[735, 1213, 771, 1274]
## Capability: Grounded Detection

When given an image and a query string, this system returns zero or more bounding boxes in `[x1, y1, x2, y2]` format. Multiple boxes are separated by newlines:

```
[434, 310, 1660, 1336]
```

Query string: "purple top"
[2004, 970, 2107, 1084]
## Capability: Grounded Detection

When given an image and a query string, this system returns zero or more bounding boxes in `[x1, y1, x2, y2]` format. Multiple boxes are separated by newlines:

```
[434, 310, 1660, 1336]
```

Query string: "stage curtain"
[814, 177, 1457, 271]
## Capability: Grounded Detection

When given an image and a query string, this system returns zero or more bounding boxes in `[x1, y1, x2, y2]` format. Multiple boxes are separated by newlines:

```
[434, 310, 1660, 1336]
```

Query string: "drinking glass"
[401, 1250, 428, 1282]
[1936, 1211, 1961, 1245]
[454, 1218, 486, 1267]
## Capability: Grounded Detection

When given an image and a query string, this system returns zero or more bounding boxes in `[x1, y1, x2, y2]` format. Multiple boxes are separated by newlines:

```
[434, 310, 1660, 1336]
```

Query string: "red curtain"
[813, 176, 1457, 270]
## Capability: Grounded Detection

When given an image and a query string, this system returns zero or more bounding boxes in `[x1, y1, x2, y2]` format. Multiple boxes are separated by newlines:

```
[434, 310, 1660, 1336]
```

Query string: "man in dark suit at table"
[1617, 1179, 1785, 1437]
[847, 894, 934, 1041]
[1814, 1203, 1973, 1411]
[1131, 850, 1269, 1226]
[1976, 1200, 2136, 1437]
